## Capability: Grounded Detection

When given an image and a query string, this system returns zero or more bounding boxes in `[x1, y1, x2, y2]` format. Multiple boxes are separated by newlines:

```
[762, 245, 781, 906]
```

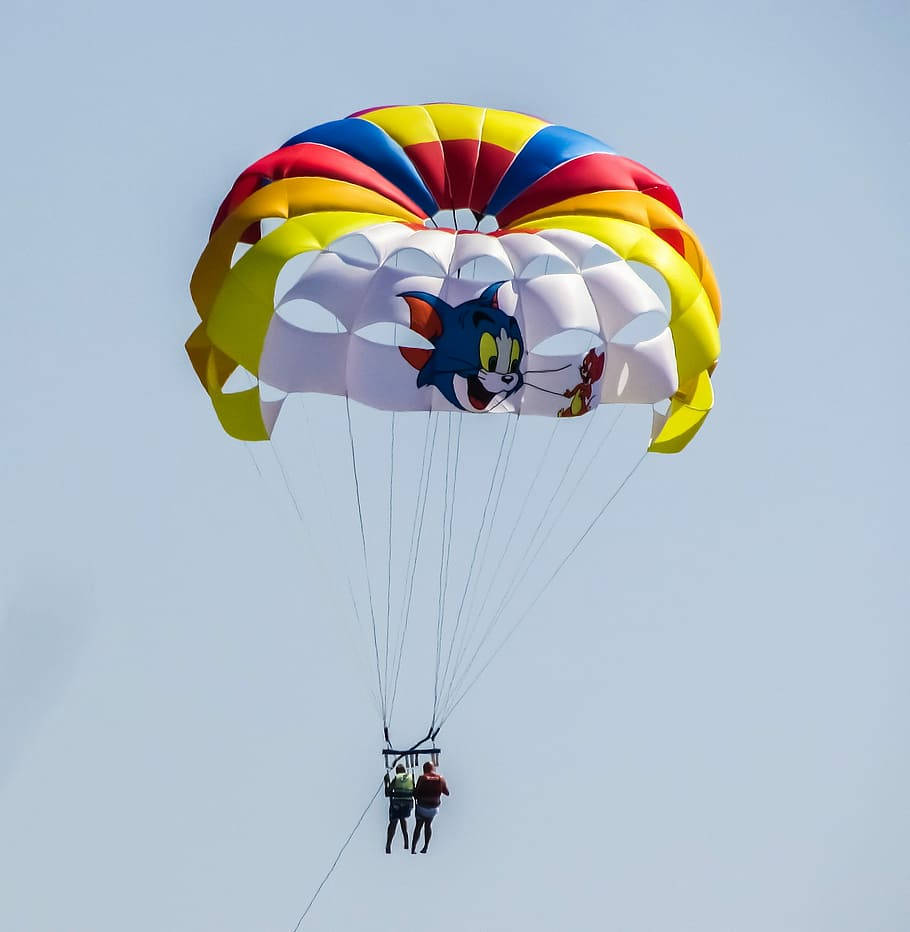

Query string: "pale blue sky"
[2, 1, 908, 930]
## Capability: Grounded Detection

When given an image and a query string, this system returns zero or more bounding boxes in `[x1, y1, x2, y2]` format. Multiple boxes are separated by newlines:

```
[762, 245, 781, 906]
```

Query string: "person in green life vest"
[384, 764, 415, 854]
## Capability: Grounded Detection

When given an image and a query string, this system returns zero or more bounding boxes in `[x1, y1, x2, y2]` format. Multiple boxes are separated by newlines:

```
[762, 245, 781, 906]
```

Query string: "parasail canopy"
[188, 103, 720, 454]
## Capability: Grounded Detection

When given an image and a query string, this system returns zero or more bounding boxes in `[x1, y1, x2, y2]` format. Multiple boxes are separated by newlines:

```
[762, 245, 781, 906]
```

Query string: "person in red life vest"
[411, 761, 449, 854]
[384, 763, 414, 854]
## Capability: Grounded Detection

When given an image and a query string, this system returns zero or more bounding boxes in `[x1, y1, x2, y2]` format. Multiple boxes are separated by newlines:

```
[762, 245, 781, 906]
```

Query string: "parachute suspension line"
[431, 414, 455, 725]
[436, 413, 522, 718]
[437, 446, 649, 728]
[441, 408, 621, 716]
[430, 414, 464, 729]
[454, 408, 598, 665]
[387, 412, 441, 724]
[269, 401, 381, 718]
[501, 410, 597, 596]
[392, 410, 436, 699]
[433, 416, 463, 725]
[438, 411, 594, 713]
[244, 442, 263, 477]
[269, 439, 362, 627]
[343, 393, 386, 726]
[289, 779, 385, 932]
[444, 414, 518, 677]
[465, 412, 523, 624]
[387, 413, 436, 725]
[239, 373, 263, 479]
[435, 415, 514, 715]
[516, 408, 628, 584]
[270, 439, 308, 527]
[480, 406, 626, 646]
[467, 417, 560, 636]
[383, 412, 397, 705]
[296, 396, 369, 641]
[443, 418, 464, 611]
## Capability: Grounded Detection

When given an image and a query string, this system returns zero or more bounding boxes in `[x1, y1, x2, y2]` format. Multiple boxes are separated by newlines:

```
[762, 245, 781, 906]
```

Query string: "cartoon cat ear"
[399, 293, 443, 340]
[477, 281, 506, 309]
[398, 292, 443, 371]
[400, 346, 433, 370]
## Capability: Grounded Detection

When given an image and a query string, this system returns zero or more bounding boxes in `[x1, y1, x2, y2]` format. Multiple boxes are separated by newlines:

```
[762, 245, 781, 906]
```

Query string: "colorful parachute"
[187, 104, 723, 740]
[188, 104, 720, 453]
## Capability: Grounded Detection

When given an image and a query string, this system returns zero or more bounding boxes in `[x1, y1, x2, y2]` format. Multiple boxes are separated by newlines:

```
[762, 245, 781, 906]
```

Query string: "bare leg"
[411, 817, 424, 853]
[398, 818, 409, 849]
[386, 820, 396, 854]
[421, 820, 432, 853]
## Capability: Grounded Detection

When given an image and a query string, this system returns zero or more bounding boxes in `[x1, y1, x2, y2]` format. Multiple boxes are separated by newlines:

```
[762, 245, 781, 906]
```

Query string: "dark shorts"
[389, 797, 413, 820]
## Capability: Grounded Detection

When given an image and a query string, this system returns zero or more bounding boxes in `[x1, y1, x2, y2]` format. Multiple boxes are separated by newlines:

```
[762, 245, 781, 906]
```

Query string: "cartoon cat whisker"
[523, 381, 570, 397]
[523, 364, 572, 374]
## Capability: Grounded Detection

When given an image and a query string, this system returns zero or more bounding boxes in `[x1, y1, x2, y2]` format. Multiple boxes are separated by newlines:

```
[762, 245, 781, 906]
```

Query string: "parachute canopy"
[188, 104, 721, 453]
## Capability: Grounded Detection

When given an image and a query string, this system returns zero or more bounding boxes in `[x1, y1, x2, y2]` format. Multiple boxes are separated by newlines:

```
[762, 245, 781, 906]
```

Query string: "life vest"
[390, 772, 414, 798]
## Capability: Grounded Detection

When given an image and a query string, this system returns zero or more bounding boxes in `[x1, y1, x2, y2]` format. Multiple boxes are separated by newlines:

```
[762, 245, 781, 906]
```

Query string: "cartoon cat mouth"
[466, 375, 496, 410]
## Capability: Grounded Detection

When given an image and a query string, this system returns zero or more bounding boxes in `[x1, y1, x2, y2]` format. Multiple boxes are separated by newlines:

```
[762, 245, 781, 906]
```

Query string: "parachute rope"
[432, 414, 459, 722]
[388, 412, 440, 724]
[388, 412, 435, 723]
[498, 413, 597, 600]
[437, 411, 596, 715]
[343, 393, 386, 725]
[441, 410, 625, 715]
[434, 415, 514, 723]
[440, 409, 628, 719]
[435, 413, 522, 720]
[272, 434, 375, 692]
[436, 417, 463, 713]
[456, 417, 561, 658]
[462, 414, 523, 644]
[296, 396, 380, 711]
[387, 413, 435, 724]
[244, 441, 263, 477]
[290, 779, 385, 932]
[383, 411, 396, 711]
[437, 446, 648, 727]
[481, 406, 625, 651]
[261, 405, 381, 717]
[271, 439, 307, 526]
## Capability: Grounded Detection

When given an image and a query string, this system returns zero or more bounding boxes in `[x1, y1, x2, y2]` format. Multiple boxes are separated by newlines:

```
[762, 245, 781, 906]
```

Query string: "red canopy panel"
[495, 154, 683, 228]
[211, 143, 427, 243]
[403, 141, 450, 209]
[469, 142, 519, 215]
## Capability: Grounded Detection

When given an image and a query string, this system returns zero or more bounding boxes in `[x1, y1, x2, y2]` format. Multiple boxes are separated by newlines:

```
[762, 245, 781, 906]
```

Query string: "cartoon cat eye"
[479, 332, 498, 372]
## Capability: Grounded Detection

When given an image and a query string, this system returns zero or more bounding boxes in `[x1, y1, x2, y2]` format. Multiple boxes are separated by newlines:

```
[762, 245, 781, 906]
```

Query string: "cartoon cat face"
[398, 282, 524, 412]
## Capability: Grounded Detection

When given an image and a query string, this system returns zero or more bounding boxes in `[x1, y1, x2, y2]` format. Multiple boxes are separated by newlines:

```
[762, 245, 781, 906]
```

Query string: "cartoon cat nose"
[502, 374, 515, 385]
